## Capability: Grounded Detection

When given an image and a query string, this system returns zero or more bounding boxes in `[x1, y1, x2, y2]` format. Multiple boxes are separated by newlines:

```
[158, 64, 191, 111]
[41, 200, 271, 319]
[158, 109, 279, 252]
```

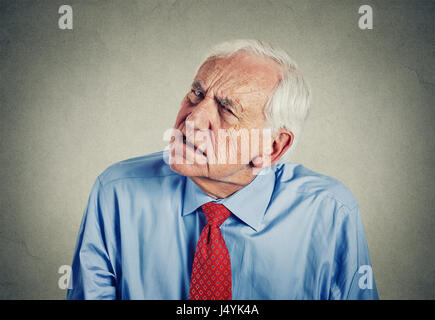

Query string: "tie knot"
[201, 202, 231, 227]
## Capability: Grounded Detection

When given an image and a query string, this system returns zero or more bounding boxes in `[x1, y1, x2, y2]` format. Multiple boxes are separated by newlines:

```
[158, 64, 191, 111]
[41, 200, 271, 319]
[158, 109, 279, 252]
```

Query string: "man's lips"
[182, 134, 207, 157]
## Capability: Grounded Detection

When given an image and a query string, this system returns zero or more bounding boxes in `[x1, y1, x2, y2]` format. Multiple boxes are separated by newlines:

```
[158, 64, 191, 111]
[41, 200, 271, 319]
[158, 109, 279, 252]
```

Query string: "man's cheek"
[174, 109, 189, 128]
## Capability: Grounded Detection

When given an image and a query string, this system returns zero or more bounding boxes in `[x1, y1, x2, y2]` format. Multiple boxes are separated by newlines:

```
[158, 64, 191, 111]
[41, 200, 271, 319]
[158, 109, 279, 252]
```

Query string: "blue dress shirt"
[67, 150, 378, 300]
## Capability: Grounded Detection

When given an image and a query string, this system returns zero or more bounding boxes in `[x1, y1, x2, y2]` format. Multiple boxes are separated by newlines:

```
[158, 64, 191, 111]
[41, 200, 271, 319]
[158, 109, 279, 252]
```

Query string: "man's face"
[169, 52, 281, 181]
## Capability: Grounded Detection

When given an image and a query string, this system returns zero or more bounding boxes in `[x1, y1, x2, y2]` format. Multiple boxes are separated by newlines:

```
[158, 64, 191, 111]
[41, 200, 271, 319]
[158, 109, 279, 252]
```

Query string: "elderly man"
[67, 39, 378, 300]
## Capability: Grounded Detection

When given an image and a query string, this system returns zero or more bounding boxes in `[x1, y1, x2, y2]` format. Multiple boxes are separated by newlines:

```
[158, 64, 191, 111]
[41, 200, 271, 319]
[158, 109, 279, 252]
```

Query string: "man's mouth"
[182, 135, 207, 157]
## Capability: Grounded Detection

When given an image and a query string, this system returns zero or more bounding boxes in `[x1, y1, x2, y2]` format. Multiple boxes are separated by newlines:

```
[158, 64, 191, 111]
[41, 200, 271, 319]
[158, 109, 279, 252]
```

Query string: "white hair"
[202, 39, 312, 161]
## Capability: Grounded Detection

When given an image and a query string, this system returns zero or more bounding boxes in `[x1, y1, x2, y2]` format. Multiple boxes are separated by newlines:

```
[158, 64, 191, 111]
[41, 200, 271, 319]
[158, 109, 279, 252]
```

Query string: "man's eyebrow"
[191, 81, 204, 92]
[192, 80, 244, 114]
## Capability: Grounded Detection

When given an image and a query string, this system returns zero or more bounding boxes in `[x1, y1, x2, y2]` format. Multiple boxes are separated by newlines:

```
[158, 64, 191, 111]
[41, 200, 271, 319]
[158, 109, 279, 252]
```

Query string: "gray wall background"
[0, 0, 434, 299]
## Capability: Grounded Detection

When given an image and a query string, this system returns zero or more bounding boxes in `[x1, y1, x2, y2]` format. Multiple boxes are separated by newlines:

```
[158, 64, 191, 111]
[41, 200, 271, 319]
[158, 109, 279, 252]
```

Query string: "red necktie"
[189, 202, 232, 300]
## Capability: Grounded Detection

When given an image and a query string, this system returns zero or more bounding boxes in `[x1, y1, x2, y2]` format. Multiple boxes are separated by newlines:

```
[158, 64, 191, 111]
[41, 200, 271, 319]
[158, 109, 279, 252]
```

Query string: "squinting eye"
[221, 105, 235, 116]
[192, 90, 204, 99]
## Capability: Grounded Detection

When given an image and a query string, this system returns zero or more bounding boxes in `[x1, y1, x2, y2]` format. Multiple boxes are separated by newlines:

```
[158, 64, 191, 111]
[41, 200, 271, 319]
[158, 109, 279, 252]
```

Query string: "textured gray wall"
[0, 0, 434, 299]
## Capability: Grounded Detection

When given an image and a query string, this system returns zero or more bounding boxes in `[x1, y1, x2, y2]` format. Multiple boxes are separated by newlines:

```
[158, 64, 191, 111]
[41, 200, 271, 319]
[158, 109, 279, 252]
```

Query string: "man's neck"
[190, 169, 257, 199]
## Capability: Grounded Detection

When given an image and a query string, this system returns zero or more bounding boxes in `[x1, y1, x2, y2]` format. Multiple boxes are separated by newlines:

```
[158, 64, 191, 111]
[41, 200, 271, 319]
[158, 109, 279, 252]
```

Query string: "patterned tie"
[189, 202, 232, 300]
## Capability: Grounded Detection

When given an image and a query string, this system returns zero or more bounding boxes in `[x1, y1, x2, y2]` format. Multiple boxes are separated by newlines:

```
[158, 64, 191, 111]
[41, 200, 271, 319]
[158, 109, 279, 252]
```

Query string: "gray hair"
[202, 39, 311, 160]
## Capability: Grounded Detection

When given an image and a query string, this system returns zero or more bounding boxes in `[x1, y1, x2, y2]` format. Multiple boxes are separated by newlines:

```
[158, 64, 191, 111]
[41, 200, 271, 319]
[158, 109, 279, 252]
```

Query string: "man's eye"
[221, 105, 234, 116]
[192, 90, 204, 99]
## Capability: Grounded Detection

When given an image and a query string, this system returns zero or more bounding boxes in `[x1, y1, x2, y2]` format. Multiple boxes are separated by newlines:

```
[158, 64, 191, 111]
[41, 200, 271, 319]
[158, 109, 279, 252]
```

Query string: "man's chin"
[170, 160, 255, 183]
[169, 162, 208, 177]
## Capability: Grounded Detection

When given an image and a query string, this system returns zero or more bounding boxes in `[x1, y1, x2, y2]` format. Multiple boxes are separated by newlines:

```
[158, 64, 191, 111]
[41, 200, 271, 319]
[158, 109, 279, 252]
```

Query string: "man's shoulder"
[98, 150, 178, 187]
[274, 162, 359, 210]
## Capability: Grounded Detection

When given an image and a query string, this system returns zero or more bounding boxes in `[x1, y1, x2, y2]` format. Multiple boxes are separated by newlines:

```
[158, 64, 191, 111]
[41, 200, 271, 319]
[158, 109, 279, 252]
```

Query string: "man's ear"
[270, 130, 293, 164]
[250, 130, 293, 168]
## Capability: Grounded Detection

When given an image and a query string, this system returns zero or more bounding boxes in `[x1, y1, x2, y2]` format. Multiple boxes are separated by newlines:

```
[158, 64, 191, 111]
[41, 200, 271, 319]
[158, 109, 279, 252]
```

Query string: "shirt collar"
[182, 167, 276, 232]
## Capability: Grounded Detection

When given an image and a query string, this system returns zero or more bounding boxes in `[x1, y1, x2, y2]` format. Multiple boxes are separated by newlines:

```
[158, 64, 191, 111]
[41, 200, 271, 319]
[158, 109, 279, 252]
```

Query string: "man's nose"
[186, 97, 217, 130]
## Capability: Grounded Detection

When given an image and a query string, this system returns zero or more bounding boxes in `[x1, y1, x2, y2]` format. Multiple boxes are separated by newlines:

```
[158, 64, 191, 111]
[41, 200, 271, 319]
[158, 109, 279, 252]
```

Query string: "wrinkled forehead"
[194, 53, 282, 106]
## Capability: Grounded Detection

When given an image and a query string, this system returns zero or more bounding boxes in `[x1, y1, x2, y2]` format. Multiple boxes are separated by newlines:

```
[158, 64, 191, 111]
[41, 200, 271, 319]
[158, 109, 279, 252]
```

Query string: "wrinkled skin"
[170, 52, 293, 199]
